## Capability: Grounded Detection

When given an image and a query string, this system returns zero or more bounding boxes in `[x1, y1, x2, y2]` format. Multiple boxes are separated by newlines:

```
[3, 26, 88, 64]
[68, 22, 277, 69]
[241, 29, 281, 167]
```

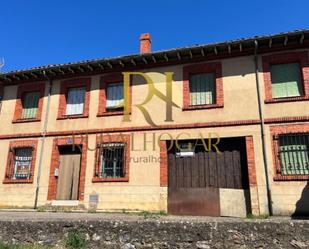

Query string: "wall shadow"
[291, 181, 309, 219]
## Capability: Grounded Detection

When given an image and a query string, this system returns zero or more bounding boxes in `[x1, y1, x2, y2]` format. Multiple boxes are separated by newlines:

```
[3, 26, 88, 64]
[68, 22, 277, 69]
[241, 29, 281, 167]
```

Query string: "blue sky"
[1, 0, 308, 72]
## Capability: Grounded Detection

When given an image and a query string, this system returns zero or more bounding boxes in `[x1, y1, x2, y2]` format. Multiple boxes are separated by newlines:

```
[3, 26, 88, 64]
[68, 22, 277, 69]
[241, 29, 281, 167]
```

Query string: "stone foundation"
[0, 213, 308, 248]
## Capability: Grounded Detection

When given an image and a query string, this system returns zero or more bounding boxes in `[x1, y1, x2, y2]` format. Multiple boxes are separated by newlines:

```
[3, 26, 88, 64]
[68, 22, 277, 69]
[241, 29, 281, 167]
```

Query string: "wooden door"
[56, 154, 81, 200]
[167, 138, 249, 216]
[168, 151, 220, 216]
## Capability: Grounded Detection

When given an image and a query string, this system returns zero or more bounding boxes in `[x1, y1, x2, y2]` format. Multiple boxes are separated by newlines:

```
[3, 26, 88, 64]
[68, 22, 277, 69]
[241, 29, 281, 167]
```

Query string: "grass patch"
[0, 241, 51, 249]
[139, 210, 168, 219]
[87, 208, 96, 214]
[247, 213, 270, 219]
[65, 231, 87, 249]
[158, 210, 167, 216]
[36, 206, 46, 212]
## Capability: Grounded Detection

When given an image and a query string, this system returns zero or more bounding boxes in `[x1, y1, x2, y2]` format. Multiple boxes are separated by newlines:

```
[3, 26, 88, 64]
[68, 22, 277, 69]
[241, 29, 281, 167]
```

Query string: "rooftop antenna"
[0, 58, 5, 73]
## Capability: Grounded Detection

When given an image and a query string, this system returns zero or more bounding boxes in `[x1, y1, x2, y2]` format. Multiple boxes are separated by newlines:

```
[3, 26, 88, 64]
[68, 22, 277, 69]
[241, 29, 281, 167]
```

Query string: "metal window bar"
[8, 147, 33, 180]
[99, 143, 125, 178]
[277, 133, 309, 176]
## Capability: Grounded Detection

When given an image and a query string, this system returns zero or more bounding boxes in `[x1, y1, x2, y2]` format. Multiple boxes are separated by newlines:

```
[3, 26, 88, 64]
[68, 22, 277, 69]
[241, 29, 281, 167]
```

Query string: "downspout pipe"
[254, 40, 273, 216]
[34, 71, 53, 209]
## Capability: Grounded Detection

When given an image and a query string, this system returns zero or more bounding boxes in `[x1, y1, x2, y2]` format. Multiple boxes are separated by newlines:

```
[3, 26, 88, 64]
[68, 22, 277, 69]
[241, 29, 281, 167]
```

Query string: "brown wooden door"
[56, 154, 81, 200]
[168, 151, 220, 216]
[167, 138, 249, 216]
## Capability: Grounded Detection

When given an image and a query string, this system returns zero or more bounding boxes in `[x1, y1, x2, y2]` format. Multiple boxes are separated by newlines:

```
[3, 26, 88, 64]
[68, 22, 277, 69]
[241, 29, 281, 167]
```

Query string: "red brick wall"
[270, 123, 309, 181]
[57, 78, 91, 119]
[245, 136, 257, 187]
[3, 139, 38, 184]
[159, 141, 168, 187]
[92, 133, 130, 182]
[12, 82, 45, 123]
[183, 62, 224, 110]
[47, 137, 87, 200]
[262, 51, 309, 103]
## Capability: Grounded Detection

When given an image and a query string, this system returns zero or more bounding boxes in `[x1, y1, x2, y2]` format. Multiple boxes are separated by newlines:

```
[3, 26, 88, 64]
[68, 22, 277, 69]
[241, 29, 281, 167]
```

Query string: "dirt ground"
[0, 210, 300, 222]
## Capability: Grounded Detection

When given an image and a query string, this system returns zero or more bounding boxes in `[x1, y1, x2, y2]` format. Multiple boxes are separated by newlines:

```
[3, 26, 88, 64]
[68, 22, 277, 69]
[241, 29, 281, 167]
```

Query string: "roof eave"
[1, 29, 309, 84]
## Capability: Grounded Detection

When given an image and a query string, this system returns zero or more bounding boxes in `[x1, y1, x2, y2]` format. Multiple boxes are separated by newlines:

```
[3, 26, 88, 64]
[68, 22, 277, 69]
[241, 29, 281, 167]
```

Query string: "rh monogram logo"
[121, 72, 180, 127]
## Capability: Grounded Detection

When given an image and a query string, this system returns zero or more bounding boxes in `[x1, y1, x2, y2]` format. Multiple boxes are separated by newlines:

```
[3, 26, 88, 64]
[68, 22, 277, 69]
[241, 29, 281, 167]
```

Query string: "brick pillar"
[140, 33, 152, 54]
[160, 141, 168, 187]
[246, 136, 260, 215]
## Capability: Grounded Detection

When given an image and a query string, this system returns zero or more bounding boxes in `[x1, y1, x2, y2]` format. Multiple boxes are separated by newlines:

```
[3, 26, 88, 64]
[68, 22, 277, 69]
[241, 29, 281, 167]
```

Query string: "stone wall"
[0, 216, 308, 248]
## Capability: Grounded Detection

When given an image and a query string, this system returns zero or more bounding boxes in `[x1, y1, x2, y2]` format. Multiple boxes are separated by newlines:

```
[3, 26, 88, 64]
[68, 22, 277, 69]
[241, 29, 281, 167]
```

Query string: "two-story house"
[0, 30, 308, 217]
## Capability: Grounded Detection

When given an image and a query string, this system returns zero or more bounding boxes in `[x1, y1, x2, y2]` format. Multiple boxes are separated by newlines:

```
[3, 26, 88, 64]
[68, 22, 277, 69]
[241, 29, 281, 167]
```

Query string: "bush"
[65, 231, 87, 249]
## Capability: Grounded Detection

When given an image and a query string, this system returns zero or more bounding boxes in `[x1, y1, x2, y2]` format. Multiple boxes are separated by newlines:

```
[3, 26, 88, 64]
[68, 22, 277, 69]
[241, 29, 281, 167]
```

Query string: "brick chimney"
[140, 33, 152, 54]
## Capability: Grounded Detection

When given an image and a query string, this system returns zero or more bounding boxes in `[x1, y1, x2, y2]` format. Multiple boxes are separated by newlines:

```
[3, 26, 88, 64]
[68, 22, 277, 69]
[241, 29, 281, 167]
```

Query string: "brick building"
[0, 30, 308, 217]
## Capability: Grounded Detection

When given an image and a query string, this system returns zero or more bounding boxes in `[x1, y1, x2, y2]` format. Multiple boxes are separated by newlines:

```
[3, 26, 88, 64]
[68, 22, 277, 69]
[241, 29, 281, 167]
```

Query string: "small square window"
[97, 143, 125, 178]
[106, 83, 124, 111]
[270, 63, 304, 99]
[66, 87, 86, 116]
[278, 134, 309, 176]
[21, 92, 40, 119]
[189, 73, 216, 106]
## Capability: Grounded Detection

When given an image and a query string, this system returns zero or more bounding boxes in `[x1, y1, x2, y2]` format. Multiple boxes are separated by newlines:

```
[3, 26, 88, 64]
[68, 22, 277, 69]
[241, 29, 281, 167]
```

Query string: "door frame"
[47, 137, 87, 201]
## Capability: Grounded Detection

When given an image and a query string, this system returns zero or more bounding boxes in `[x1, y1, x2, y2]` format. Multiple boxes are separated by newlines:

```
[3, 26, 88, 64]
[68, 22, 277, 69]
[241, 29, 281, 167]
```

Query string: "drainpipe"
[34, 71, 53, 209]
[254, 40, 273, 215]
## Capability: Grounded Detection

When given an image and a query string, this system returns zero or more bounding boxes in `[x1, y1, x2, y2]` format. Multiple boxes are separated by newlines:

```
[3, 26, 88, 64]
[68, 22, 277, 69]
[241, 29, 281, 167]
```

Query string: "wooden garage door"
[167, 137, 249, 216]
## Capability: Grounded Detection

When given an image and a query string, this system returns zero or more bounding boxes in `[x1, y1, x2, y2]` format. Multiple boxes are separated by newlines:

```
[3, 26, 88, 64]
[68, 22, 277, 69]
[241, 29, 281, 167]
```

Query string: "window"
[98, 74, 131, 116]
[106, 83, 124, 111]
[97, 143, 125, 178]
[11, 147, 33, 179]
[58, 78, 90, 119]
[262, 51, 309, 103]
[66, 87, 86, 116]
[13, 83, 45, 123]
[4, 140, 38, 184]
[270, 63, 304, 99]
[93, 134, 130, 182]
[189, 73, 216, 105]
[183, 62, 223, 110]
[277, 134, 309, 176]
[21, 92, 40, 119]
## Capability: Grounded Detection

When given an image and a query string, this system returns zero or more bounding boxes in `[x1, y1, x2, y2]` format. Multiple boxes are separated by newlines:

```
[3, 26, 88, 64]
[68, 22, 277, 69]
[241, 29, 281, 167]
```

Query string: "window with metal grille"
[97, 143, 125, 178]
[21, 91, 40, 119]
[189, 73, 216, 106]
[106, 83, 124, 111]
[66, 87, 86, 115]
[277, 134, 309, 175]
[270, 63, 304, 99]
[9, 147, 33, 180]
